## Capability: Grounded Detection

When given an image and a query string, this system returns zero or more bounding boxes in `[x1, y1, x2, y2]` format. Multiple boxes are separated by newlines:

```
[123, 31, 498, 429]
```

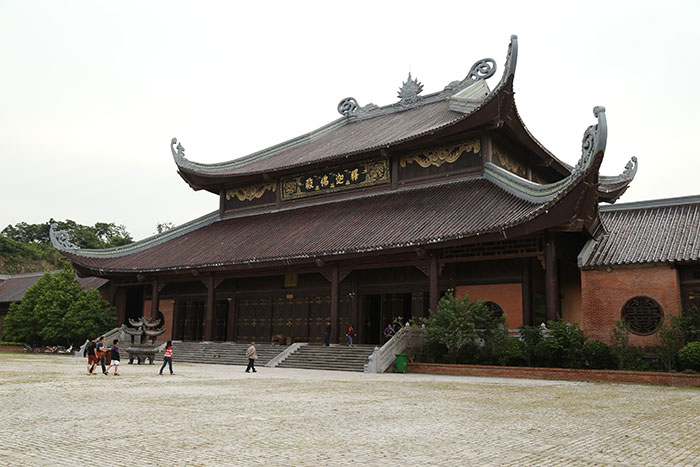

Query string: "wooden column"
[429, 254, 439, 315]
[522, 260, 533, 326]
[151, 278, 159, 319]
[205, 275, 215, 341]
[226, 294, 237, 342]
[545, 235, 560, 322]
[351, 275, 359, 341]
[330, 265, 339, 344]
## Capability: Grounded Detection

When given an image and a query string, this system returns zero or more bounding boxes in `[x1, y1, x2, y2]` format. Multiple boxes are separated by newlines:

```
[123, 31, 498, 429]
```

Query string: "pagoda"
[52, 36, 640, 346]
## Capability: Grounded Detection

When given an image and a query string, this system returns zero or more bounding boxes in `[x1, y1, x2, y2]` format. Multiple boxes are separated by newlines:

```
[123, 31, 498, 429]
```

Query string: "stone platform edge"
[407, 363, 700, 387]
[0, 345, 24, 352]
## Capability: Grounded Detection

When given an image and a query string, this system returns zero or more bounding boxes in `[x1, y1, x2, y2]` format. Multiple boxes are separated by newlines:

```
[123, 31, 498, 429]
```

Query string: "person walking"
[159, 340, 174, 375]
[91, 336, 107, 375]
[324, 320, 332, 346]
[105, 339, 120, 376]
[85, 337, 97, 375]
[245, 342, 257, 373]
[346, 325, 355, 347]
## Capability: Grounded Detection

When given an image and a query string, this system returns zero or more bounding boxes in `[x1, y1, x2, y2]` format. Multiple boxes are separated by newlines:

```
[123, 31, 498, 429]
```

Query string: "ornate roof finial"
[572, 106, 608, 177]
[49, 223, 78, 250]
[467, 58, 497, 81]
[337, 97, 359, 117]
[397, 72, 423, 106]
[170, 137, 187, 162]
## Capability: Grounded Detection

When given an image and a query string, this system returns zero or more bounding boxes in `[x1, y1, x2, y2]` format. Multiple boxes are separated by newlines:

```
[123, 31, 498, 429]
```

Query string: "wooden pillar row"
[226, 292, 237, 342]
[545, 235, 560, 322]
[429, 254, 439, 315]
[330, 265, 339, 344]
[151, 278, 159, 320]
[205, 275, 215, 341]
[522, 259, 533, 326]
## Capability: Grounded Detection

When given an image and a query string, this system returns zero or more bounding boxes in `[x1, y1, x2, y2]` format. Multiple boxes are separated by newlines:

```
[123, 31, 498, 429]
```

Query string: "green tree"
[422, 293, 491, 363]
[2, 265, 116, 346]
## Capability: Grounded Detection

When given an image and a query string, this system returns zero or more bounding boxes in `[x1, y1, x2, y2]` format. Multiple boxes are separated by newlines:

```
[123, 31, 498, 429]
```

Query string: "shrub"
[422, 293, 491, 363]
[493, 337, 526, 366]
[583, 339, 616, 369]
[610, 321, 649, 371]
[678, 341, 700, 371]
[0, 341, 24, 346]
[657, 315, 686, 371]
[519, 325, 543, 366]
[547, 320, 586, 368]
[533, 338, 564, 368]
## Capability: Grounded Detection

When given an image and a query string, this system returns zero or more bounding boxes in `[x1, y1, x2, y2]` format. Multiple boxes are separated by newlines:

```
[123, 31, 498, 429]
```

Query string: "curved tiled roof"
[580, 196, 700, 268]
[172, 36, 521, 183]
[60, 178, 550, 274]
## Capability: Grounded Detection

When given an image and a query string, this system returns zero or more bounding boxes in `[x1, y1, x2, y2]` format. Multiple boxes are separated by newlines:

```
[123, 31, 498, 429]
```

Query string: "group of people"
[84, 338, 258, 375]
[84, 322, 397, 375]
[85, 336, 120, 376]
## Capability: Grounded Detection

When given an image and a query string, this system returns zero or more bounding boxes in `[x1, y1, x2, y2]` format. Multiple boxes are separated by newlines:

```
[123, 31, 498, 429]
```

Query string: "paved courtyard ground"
[0, 353, 699, 466]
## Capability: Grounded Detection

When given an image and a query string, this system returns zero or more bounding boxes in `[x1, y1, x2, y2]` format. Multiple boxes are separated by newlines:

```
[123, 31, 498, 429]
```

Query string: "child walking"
[159, 340, 174, 375]
[105, 339, 120, 376]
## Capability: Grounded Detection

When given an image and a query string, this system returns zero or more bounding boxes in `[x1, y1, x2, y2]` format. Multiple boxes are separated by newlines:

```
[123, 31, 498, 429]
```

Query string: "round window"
[484, 301, 504, 319]
[622, 296, 663, 335]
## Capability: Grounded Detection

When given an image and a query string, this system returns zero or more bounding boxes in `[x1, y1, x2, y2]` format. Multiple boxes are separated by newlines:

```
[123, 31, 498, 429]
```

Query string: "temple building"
[51, 36, 698, 348]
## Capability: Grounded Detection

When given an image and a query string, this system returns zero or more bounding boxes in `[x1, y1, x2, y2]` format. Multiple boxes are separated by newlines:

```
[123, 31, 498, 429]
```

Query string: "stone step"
[276, 345, 375, 372]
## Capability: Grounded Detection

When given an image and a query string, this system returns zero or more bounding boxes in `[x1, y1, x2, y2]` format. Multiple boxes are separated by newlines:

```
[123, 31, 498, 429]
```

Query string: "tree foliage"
[2, 265, 116, 346]
[422, 293, 504, 363]
[0, 219, 133, 273]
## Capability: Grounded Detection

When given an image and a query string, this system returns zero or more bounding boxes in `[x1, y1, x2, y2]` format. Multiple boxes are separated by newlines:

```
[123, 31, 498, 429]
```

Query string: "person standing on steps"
[346, 325, 355, 347]
[159, 340, 174, 375]
[324, 319, 332, 346]
[245, 342, 257, 373]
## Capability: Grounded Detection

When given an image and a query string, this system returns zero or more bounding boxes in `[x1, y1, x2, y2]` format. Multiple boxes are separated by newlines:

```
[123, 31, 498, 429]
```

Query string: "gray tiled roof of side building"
[580, 195, 700, 268]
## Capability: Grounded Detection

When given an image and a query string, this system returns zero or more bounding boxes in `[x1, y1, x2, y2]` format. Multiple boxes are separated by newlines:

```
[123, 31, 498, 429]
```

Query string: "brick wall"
[581, 266, 681, 347]
[408, 362, 700, 387]
[456, 283, 522, 329]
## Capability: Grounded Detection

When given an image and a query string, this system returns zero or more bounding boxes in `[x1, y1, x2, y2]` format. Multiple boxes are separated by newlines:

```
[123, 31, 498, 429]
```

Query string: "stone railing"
[364, 326, 425, 373]
[76, 325, 126, 358]
[265, 342, 308, 368]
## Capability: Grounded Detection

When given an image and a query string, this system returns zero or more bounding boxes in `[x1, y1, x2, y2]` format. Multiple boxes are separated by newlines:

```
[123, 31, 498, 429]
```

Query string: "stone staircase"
[277, 344, 376, 372]
[169, 341, 287, 366]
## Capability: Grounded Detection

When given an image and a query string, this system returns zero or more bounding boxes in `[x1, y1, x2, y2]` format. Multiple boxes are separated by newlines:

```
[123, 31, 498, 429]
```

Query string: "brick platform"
[408, 362, 700, 386]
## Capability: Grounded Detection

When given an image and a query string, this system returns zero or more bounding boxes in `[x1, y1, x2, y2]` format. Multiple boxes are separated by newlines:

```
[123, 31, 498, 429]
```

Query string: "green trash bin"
[395, 354, 408, 373]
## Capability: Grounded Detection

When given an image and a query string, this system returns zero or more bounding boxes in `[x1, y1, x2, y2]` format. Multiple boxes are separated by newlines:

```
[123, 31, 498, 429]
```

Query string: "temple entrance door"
[362, 295, 381, 345]
[175, 299, 205, 341]
[362, 293, 413, 344]
[125, 286, 144, 324]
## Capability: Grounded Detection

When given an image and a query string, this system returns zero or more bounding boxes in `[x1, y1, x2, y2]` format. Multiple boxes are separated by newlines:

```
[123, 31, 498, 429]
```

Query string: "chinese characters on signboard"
[281, 158, 389, 200]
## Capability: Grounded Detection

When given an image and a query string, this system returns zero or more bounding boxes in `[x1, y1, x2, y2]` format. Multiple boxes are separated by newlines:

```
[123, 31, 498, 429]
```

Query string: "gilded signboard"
[281, 158, 389, 200]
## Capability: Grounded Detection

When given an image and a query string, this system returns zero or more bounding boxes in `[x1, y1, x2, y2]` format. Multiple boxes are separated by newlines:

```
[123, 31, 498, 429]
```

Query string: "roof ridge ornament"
[396, 72, 423, 108]
[49, 223, 78, 250]
[467, 58, 497, 81]
[170, 137, 187, 161]
[337, 97, 359, 117]
[572, 106, 607, 178]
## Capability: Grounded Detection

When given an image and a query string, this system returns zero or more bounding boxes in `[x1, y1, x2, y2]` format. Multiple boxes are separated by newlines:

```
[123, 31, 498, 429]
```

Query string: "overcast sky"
[1, 1, 699, 241]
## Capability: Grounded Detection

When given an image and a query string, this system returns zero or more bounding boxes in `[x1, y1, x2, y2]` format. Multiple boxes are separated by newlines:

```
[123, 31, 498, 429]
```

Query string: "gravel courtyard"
[0, 353, 699, 466]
